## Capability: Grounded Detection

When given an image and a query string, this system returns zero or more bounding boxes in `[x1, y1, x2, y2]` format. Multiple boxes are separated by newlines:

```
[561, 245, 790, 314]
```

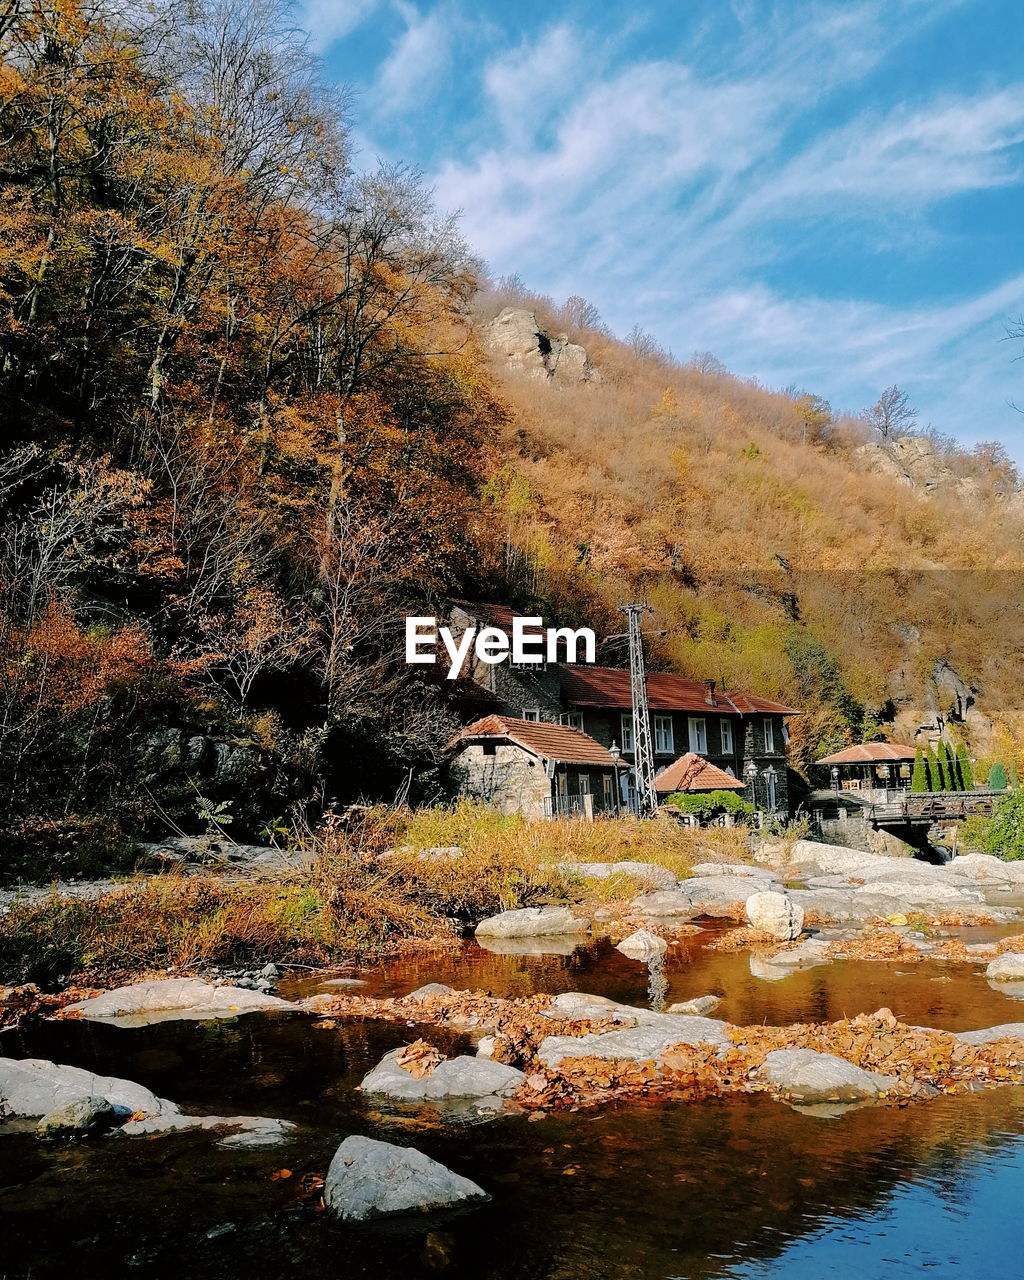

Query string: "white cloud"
[372, 2, 454, 115]
[298, 0, 381, 52]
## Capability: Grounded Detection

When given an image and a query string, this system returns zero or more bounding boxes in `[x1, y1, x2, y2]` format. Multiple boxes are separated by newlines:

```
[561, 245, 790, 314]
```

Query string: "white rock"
[0, 1057, 177, 1119]
[630, 889, 695, 917]
[745, 891, 803, 940]
[956, 1023, 1024, 1045]
[536, 1016, 731, 1068]
[474, 907, 588, 939]
[986, 952, 1024, 982]
[405, 983, 453, 1002]
[616, 929, 668, 960]
[118, 1114, 294, 1147]
[690, 863, 775, 880]
[950, 854, 1024, 882]
[64, 978, 294, 1025]
[759, 1049, 897, 1103]
[359, 1048, 524, 1102]
[560, 861, 677, 889]
[324, 1135, 489, 1221]
[36, 1095, 118, 1139]
[667, 995, 721, 1016]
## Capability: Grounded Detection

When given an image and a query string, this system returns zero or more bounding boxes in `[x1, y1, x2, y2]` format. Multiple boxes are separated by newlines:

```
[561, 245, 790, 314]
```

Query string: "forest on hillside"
[2, 0, 1023, 873]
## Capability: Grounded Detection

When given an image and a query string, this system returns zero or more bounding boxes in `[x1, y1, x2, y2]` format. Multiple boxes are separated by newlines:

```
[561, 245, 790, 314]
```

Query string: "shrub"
[911, 746, 928, 793]
[980, 789, 1024, 862]
[664, 790, 753, 821]
[989, 762, 1008, 790]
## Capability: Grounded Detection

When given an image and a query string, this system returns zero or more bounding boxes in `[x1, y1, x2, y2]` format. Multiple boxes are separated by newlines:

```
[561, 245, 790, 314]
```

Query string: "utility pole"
[619, 602, 657, 816]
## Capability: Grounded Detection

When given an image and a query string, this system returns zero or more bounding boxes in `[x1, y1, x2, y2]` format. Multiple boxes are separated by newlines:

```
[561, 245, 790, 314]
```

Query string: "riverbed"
[4, 932, 1024, 1278]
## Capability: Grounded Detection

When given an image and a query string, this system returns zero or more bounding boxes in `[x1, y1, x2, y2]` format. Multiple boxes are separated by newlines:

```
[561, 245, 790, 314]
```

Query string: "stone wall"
[450, 742, 552, 819]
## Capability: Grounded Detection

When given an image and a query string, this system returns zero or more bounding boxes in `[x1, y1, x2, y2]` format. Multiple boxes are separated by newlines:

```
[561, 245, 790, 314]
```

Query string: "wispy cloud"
[298, 0, 381, 53]
[372, 2, 454, 115]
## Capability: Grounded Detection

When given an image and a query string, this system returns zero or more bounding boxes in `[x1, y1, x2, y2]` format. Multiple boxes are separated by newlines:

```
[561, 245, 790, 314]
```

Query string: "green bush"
[981, 789, 1024, 861]
[664, 790, 753, 821]
[956, 743, 974, 790]
[989, 762, 1008, 790]
[911, 746, 928, 793]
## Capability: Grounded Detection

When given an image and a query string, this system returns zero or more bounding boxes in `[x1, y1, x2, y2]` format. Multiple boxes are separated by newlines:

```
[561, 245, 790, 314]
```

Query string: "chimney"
[704, 679, 717, 706]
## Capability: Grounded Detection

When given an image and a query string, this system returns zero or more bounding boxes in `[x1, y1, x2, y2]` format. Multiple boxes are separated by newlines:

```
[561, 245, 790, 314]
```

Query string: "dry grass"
[0, 803, 755, 987]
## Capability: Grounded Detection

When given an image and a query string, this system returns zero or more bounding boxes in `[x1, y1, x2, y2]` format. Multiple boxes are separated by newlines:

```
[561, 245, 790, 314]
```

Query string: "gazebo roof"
[817, 742, 917, 765]
[654, 753, 746, 794]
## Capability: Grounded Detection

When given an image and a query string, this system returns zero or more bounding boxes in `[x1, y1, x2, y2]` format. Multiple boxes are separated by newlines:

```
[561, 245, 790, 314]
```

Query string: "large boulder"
[759, 1049, 897, 1103]
[950, 854, 1024, 883]
[744, 891, 803, 940]
[748, 938, 831, 982]
[64, 978, 294, 1026]
[616, 929, 668, 960]
[536, 1016, 731, 1068]
[36, 1095, 118, 1140]
[986, 952, 1024, 982]
[683, 876, 785, 916]
[0, 1057, 177, 1119]
[324, 1135, 489, 1222]
[359, 1048, 524, 1103]
[474, 907, 588, 939]
[785, 841, 891, 878]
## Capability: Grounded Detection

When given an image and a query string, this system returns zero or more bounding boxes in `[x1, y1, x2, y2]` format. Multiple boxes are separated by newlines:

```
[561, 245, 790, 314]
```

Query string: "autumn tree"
[867, 385, 917, 440]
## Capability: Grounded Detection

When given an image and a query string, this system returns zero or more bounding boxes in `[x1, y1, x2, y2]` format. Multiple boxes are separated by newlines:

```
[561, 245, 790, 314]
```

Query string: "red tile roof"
[560, 665, 799, 716]
[448, 599, 546, 638]
[452, 715, 620, 767]
[654, 753, 746, 794]
[817, 742, 917, 765]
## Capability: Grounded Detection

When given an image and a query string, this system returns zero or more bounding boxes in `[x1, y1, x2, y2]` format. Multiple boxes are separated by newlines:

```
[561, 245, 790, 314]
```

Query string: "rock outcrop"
[359, 1048, 524, 1104]
[481, 307, 596, 384]
[616, 929, 668, 960]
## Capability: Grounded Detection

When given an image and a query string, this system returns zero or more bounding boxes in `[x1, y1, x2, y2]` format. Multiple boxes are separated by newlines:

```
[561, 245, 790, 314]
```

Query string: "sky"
[297, 0, 1024, 456]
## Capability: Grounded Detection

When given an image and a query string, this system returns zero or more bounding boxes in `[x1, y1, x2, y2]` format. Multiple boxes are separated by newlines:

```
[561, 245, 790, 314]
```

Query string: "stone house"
[448, 714, 626, 819]
[444, 601, 800, 815]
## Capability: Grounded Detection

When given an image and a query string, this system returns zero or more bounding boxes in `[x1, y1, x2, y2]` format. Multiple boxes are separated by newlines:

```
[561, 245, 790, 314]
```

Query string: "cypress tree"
[926, 745, 941, 792]
[990, 762, 1008, 790]
[940, 741, 957, 791]
[956, 743, 974, 790]
[911, 746, 928, 793]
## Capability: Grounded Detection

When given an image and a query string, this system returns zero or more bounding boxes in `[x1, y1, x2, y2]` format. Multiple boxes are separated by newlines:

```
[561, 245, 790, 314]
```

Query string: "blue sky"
[298, 0, 1024, 456]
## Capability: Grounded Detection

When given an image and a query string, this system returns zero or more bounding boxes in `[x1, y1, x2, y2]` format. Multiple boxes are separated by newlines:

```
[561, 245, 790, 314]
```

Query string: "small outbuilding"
[654, 753, 747, 797]
[448, 714, 626, 819]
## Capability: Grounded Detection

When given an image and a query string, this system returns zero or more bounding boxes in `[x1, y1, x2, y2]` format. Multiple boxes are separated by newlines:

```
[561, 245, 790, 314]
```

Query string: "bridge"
[865, 789, 1001, 827]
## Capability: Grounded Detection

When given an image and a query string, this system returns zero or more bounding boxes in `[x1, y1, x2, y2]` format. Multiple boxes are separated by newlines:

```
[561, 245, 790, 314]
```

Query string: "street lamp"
[746, 760, 758, 809]
[830, 765, 840, 793]
[608, 741, 621, 763]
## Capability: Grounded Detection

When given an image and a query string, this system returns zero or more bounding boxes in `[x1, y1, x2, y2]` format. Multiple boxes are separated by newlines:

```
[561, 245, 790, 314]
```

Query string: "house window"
[620, 713, 634, 752]
[602, 775, 613, 808]
[560, 712, 584, 731]
[688, 717, 707, 754]
[765, 769, 778, 810]
[764, 719, 775, 753]
[482, 742, 496, 756]
[522, 707, 540, 722]
[578, 774, 591, 796]
[720, 719, 733, 755]
[654, 715, 674, 754]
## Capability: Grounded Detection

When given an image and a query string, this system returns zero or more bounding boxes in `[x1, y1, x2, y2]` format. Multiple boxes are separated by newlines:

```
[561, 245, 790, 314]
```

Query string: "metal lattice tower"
[619, 602, 657, 816]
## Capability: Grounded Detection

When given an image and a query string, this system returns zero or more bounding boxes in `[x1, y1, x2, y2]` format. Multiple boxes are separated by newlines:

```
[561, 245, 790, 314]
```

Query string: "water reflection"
[3, 936, 1024, 1278]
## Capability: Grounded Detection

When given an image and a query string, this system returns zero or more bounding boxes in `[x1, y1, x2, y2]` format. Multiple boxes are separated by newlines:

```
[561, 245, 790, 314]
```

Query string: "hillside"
[470, 296, 1024, 772]
[1, 0, 1022, 871]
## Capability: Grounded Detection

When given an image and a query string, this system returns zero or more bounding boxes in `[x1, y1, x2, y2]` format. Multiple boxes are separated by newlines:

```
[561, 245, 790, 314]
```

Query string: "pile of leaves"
[0, 982, 101, 1030]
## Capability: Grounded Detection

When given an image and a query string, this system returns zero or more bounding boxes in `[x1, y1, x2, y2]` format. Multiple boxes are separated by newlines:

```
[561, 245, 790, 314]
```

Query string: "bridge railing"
[869, 789, 1004, 823]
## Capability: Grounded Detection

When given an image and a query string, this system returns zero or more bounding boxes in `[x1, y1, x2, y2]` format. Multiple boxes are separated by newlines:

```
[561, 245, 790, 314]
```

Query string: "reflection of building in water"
[647, 953, 668, 1011]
